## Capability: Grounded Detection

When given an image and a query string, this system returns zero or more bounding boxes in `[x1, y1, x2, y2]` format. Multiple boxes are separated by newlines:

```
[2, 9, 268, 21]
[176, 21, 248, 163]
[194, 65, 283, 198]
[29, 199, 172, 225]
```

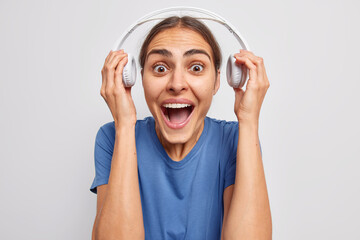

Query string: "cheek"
[190, 79, 215, 104]
[142, 76, 163, 103]
[193, 74, 216, 93]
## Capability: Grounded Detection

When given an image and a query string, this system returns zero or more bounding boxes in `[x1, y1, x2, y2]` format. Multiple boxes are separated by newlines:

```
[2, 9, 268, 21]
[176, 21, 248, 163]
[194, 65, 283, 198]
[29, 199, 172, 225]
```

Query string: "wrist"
[115, 121, 136, 132]
[237, 116, 259, 127]
[239, 121, 258, 130]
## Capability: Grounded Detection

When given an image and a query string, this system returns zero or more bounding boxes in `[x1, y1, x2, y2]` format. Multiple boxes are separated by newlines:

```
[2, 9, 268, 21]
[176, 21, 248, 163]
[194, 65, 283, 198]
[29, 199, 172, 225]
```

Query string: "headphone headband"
[112, 6, 251, 52]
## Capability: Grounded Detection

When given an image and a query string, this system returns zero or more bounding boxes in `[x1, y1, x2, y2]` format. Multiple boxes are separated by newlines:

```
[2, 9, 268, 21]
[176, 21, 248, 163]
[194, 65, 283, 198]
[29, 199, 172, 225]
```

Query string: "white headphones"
[112, 6, 251, 88]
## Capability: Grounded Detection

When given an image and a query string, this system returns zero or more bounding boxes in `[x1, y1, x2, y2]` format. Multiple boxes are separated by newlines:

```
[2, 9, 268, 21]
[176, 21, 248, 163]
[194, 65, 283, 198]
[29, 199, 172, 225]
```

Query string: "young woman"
[91, 16, 271, 240]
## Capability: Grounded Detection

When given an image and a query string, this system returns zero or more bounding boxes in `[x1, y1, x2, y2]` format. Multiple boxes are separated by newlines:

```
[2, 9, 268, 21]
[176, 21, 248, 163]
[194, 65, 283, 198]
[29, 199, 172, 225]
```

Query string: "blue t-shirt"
[90, 116, 262, 239]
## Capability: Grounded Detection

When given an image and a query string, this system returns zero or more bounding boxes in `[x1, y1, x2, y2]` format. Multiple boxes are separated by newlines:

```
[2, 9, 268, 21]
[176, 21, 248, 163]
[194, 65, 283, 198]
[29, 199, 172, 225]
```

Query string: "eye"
[153, 64, 168, 73]
[190, 63, 204, 73]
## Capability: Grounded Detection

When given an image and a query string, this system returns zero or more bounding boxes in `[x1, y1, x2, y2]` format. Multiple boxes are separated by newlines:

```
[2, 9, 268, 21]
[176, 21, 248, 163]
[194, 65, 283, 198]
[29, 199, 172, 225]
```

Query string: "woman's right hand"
[100, 49, 137, 128]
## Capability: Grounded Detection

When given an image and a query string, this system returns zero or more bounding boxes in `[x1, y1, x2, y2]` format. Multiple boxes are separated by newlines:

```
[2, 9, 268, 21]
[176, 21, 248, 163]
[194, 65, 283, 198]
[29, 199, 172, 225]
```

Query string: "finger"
[105, 53, 128, 93]
[114, 55, 129, 88]
[107, 49, 124, 64]
[101, 52, 113, 100]
[236, 49, 254, 57]
[234, 55, 257, 87]
[235, 50, 266, 85]
[106, 53, 128, 97]
[235, 51, 261, 68]
[101, 50, 125, 101]
[102, 50, 123, 81]
[104, 49, 113, 64]
[108, 53, 128, 70]
[102, 50, 114, 89]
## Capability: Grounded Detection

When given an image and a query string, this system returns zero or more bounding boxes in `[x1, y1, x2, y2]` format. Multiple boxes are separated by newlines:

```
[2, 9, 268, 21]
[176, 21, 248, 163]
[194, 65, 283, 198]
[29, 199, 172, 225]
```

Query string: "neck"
[155, 120, 205, 162]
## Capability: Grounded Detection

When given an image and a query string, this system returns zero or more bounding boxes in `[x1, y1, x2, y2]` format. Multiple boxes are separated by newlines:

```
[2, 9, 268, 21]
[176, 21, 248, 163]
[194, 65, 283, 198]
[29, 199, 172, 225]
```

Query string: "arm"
[94, 124, 145, 240]
[92, 184, 107, 240]
[93, 49, 145, 239]
[222, 49, 272, 239]
[222, 122, 272, 240]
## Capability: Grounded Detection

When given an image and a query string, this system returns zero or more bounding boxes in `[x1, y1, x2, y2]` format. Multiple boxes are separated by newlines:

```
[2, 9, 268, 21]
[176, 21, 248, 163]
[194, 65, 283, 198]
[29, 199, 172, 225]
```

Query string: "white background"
[0, 0, 359, 239]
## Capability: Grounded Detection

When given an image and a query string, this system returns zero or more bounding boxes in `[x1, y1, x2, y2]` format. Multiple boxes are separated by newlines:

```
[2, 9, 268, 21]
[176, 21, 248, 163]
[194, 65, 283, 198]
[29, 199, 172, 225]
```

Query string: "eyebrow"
[146, 48, 211, 61]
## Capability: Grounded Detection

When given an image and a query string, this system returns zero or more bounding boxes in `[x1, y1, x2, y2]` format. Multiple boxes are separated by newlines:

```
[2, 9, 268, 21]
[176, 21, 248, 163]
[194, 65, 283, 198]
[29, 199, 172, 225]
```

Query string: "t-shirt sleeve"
[224, 123, 263, 190]
[90, 126, 114, 194]
[224, 122, 239, 190]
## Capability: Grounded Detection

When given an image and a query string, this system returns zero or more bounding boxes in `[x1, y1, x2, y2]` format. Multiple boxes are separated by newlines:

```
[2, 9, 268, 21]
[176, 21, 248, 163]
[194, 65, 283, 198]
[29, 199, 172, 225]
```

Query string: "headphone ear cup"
[226, 54, 248, 88]
[122, 53, 137, 87]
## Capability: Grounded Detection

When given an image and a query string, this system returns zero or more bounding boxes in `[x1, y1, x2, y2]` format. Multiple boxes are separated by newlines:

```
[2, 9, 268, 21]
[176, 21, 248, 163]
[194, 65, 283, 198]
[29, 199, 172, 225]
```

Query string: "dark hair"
[139, 16, 222, 74]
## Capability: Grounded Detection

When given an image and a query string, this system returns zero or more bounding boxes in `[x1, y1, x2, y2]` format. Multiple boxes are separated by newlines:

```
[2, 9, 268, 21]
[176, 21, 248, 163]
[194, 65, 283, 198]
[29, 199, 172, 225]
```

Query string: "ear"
[141, 68, 144, 78]
[213, 69, 220, 95]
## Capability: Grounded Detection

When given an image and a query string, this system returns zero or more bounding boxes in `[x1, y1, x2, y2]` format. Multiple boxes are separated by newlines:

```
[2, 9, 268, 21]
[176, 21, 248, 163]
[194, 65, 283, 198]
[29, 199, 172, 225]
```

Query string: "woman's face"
[141, 27, 220, 145]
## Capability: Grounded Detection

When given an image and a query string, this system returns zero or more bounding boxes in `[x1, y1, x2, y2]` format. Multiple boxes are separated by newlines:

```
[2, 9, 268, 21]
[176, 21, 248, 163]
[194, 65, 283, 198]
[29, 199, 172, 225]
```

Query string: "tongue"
[168, 107, 191, 123]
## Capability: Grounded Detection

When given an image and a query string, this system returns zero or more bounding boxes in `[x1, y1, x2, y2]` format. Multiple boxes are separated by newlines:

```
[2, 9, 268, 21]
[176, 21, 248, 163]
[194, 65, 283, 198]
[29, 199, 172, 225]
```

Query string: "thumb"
[233, 87, 245, 102]
[125, 86, 132, 96]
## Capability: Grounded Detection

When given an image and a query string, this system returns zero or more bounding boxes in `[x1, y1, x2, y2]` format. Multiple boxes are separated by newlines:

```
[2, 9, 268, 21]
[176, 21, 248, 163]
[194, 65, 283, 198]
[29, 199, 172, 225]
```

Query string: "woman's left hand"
[233, 49, 270, 124]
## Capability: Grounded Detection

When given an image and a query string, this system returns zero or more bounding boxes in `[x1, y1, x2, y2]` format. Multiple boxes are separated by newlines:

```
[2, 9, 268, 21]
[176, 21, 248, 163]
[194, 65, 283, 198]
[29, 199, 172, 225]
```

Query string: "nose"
[166, 67, 188, 95]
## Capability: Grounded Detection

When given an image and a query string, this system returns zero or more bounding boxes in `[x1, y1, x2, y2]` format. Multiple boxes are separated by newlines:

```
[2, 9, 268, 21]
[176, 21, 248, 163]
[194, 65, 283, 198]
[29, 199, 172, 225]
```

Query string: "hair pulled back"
[139, 16, 222, 73]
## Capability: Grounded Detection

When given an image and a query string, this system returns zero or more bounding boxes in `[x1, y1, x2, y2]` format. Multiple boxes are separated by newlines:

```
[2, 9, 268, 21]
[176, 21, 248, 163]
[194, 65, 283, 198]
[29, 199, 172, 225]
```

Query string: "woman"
[91, 16, 271, 240]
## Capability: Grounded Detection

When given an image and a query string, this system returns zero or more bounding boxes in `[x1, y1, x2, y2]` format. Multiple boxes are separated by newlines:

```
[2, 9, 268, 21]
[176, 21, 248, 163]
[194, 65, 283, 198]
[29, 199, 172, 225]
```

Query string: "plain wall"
[0, 0, 359, 239]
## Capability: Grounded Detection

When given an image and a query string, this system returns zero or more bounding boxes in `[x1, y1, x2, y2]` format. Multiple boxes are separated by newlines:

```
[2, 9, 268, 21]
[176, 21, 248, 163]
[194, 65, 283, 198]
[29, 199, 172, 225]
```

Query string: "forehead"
[146, 27, 213, 59]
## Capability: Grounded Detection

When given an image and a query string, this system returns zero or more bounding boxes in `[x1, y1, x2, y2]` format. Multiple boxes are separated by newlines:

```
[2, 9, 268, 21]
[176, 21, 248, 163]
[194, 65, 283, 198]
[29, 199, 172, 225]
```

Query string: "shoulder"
[206, 116, 238, 126]
[205, 116, 239, 152]
[94, 121, 114, 146]
[206, 116, 238, 137]
[135, 116, 154, 129]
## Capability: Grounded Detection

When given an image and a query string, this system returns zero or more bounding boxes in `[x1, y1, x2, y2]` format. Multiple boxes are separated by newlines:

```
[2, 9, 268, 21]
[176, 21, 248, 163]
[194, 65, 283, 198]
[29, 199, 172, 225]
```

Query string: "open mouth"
[160, 103, 194, 129]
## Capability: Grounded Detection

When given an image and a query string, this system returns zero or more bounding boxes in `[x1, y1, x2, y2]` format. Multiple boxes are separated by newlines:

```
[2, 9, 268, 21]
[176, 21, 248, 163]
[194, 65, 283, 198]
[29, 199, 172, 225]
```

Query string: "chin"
[157, 124, 195, 144]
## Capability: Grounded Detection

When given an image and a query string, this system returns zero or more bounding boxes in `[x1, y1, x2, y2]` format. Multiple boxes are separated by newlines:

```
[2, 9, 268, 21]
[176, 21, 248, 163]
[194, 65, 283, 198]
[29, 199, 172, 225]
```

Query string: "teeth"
[163, 103, 192, 108]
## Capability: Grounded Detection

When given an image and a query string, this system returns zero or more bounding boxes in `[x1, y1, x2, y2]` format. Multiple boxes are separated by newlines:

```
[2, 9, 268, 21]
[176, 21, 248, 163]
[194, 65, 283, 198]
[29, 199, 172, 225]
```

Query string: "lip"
[161, 98, 194, 106]
[160, 98, 195, 129]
